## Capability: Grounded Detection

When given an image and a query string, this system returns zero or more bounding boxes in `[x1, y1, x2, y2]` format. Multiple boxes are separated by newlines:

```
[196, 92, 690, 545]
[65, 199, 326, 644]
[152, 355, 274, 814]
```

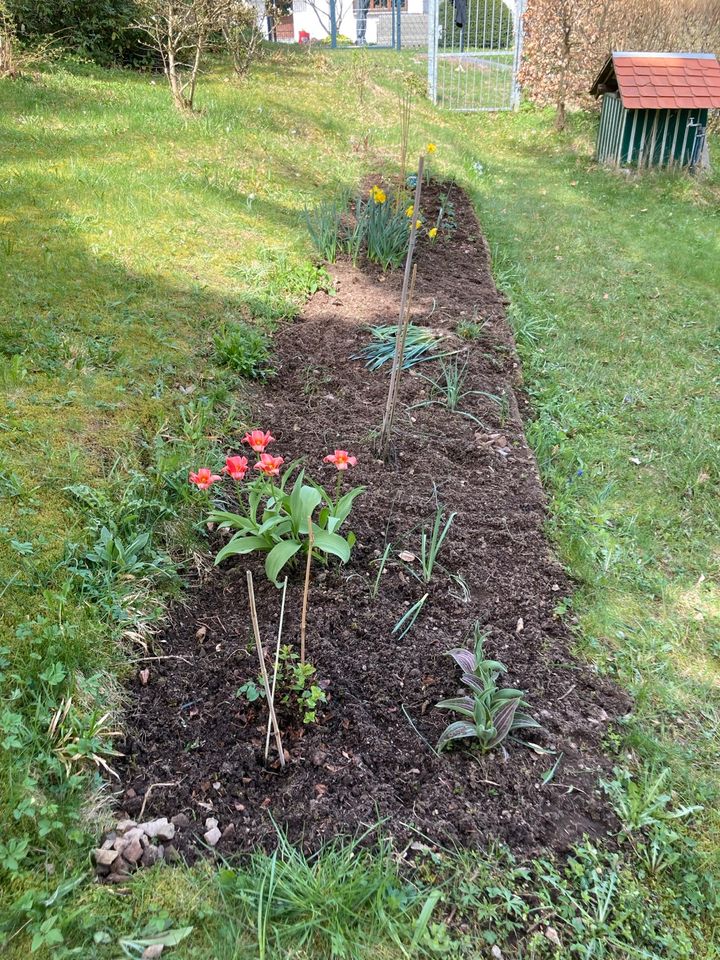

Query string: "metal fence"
[280, 0, 524, 111]
[428, 0, 525, 111]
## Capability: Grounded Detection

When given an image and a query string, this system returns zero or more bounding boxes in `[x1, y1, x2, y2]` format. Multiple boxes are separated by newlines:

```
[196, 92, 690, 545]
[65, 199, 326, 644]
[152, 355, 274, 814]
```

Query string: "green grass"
[1, 46, 719, 957]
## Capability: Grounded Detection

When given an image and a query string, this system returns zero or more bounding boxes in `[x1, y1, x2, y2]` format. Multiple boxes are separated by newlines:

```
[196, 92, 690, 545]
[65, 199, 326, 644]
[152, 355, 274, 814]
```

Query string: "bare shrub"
[217, 0, 263, 79]
[135, 0, 219, 111]
[0, 1, 18, 77]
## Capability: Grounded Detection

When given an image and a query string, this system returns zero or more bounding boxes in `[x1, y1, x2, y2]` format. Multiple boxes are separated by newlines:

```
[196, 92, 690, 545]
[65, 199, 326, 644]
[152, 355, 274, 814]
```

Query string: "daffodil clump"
[306, 149, 444, 267]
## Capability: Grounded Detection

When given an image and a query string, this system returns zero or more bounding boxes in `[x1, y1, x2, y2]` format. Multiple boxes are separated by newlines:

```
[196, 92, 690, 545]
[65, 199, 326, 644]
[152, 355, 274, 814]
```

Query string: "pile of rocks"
[93, 814, 188, 883]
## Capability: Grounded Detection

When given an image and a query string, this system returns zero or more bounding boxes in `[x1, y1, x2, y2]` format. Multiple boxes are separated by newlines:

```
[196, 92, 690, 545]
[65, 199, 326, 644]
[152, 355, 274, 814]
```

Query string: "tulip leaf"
[291, 485, 322, 533]
[327, 486, 365, 532]
[265, 539, 302, 584]
[310, 526, 351, 563]
[208, 510, 254, 531]
[256, 515, 289, 536]
[215, 535, 270, 564]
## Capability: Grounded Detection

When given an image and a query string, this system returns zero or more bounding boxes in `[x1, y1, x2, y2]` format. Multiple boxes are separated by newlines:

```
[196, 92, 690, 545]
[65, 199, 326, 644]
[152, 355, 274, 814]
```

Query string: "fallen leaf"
[196, 625, 207, 642]
[139, 669, 150, 686]
[399, 550, 416, 563]
[516, 617, 524, 634]
[545, 926, 561, 947]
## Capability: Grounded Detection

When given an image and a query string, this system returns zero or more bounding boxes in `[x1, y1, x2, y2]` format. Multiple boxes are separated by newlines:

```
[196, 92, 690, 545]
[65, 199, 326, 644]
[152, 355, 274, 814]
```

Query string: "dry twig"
[138, 781, 180, 822]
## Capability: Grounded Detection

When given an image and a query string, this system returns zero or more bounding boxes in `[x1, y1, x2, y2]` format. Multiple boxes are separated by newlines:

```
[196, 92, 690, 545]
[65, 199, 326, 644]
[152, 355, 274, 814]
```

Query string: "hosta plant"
[436, 625, 541, 754]
[190, 431, 363, 585]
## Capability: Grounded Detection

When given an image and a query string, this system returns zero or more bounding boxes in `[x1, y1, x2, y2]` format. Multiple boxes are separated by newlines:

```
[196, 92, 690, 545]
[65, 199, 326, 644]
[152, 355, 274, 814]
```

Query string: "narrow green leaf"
[437, 720, 477, 751]
[436, 696, 475, 717]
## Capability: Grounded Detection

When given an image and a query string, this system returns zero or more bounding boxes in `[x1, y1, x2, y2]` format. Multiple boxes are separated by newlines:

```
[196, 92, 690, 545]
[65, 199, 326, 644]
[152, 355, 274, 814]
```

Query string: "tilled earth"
[117, 182, 630, 859]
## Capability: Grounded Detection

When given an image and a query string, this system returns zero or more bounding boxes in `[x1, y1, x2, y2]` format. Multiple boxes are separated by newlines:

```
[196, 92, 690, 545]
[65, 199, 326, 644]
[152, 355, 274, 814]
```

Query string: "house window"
[358, 0, 408, 10]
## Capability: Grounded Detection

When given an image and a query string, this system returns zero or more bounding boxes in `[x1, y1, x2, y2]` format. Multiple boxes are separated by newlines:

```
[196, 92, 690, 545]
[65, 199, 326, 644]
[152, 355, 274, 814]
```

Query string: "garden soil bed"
[117, 182, 630, 861]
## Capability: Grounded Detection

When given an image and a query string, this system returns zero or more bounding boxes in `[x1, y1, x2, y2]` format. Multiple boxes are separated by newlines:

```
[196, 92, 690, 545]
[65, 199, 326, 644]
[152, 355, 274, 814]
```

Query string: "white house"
[278, 0, 519, 50]
[285, 0, 430, 47]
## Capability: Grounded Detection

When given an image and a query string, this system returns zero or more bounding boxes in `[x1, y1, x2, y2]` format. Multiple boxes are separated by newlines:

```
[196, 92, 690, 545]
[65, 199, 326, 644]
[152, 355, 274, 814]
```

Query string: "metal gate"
[427, 0, 525, 111]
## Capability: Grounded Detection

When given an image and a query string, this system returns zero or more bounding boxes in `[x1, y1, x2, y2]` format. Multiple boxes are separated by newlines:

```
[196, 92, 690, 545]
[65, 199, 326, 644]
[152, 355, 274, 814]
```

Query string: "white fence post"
[511, 0, 525, 110]
[427, 0, 438, 105]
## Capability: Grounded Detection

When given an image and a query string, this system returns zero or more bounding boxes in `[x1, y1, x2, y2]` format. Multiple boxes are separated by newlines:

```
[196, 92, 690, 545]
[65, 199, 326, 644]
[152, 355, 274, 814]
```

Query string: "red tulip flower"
[254, 453, 284, 477]
[323, 450, 358, 471]
[243, 429, 275, 453]
[222, 455, 248, 481]
[189, 468, 222, 490]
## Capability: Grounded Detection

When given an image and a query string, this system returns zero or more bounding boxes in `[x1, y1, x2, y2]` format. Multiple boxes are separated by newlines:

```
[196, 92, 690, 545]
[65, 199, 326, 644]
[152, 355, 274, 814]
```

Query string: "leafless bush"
[135, 0, 220, 111]
[0, 1, 17, 77]
[0, 1, 61, 78]
[217, 0, 263, 79]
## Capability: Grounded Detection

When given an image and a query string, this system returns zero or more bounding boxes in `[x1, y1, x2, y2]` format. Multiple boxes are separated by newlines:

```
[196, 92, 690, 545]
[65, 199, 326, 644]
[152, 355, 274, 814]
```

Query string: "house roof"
[590, 52, 720, 109]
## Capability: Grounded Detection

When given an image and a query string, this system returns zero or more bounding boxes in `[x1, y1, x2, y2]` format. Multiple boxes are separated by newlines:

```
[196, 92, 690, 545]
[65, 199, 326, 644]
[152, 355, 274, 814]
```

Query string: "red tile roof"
[612, 52, 720, 109]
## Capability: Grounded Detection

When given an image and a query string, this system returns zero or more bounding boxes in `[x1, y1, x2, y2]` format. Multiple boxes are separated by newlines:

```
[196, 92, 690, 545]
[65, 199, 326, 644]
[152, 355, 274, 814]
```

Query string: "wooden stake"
[379, 154, 424, 459]
[399, 89, 412, 192]
[300, 515, 314, 665]
[264, 576, 288, 763]
[246, 570, 285, 769]
[384, 262, 416, 443]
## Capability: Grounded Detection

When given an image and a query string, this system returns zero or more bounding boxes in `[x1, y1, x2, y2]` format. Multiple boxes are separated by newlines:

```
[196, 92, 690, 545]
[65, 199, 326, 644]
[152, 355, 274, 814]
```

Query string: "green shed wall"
[596, 94, 708, 168]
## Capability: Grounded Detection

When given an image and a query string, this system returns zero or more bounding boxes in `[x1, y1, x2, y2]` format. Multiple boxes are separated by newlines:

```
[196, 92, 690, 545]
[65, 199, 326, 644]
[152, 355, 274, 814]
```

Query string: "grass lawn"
[1, 46, 719, 957]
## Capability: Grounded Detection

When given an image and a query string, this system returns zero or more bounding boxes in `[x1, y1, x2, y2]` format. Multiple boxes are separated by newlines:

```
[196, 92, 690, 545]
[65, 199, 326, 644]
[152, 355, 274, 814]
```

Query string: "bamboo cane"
[300, 515, 314, 665]
[246, 570, 285, 769]
[264, 576, 288, 764]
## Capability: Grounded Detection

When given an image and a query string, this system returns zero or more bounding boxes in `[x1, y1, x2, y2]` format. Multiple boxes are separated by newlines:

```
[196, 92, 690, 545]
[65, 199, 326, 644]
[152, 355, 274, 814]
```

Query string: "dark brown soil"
[118, 183, 630, 859]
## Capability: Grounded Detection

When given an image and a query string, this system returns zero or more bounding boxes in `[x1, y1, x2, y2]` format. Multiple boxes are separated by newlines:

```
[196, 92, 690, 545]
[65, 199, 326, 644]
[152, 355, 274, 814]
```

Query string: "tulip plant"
[436, 625, 541, 754]
[189, 431, 363, 585]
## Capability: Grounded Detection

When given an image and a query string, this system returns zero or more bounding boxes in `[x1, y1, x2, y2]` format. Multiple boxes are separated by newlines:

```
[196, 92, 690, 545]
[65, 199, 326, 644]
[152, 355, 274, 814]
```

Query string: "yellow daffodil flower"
[428, 227, 438, 239]
[405, 205, 414, 218]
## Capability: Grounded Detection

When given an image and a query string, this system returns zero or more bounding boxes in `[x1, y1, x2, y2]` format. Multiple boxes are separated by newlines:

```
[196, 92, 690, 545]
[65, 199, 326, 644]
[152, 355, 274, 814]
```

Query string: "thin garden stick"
[386, 263, 417, 434]
[264, 576, 288, 763]
[379, 154, 425, 459]
[246, 570, 285, 769]
[300, 515, 314, 665]
[138, 781, 180, 821]
[398, 88, 412, 194]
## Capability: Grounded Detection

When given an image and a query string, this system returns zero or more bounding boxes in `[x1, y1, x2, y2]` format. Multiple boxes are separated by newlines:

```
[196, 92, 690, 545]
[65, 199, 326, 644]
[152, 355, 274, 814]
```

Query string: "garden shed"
[590, 51, 720, 170]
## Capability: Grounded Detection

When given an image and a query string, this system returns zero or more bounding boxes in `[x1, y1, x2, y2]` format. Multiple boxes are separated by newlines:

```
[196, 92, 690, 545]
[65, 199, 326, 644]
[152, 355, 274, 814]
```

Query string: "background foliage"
[438, 0, 514, 51]
[7, 0, 146, 64]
